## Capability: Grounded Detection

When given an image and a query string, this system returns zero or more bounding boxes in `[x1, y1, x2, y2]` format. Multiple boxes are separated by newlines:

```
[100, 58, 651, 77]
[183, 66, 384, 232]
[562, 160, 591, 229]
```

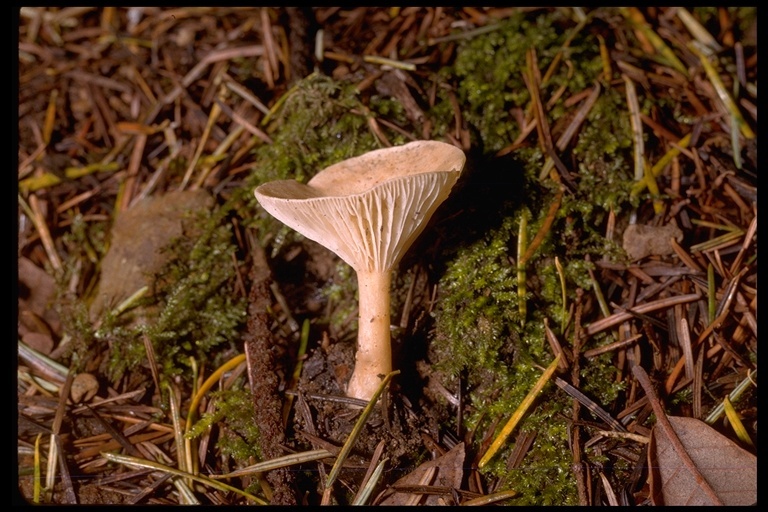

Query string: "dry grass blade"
[101, 452, 267, 504]
[352, 457, 388, 505]
[216, 449, 335, 479]
[705, 370, 756, 425]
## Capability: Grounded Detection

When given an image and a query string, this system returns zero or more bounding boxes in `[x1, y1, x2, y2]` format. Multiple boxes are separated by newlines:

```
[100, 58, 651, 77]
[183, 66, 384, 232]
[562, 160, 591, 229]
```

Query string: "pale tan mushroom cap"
[254, 140, 465, 273]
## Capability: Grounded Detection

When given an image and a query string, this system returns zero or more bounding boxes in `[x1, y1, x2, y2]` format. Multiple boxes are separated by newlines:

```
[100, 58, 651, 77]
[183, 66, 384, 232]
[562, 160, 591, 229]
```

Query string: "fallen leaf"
[649, 416, 756, 505]
[89, 189, 213, 320]
[622, 222, 682, 260]
[378, 442, 465, 506]
[18, 257, 60, 335]
[71, 373, 100, 403]
[21, 331, 54, 355]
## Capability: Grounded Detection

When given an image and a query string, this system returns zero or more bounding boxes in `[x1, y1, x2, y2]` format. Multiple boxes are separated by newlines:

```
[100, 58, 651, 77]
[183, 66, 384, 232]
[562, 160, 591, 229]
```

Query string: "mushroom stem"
[345, 270, 393, 401]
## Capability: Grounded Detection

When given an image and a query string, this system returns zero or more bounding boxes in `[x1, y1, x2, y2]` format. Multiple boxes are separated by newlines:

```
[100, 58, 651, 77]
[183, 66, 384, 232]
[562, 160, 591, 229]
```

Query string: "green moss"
[439, 10, 604, 152]
[571, 86, 634, 210]
[433, 215, 520, 387]
[507, 418, 577, 505]
[187, 386, 262, 463]
[98, 206, 246, 385]
[427, 11, 654, 502]
[244, 73, 380, 189]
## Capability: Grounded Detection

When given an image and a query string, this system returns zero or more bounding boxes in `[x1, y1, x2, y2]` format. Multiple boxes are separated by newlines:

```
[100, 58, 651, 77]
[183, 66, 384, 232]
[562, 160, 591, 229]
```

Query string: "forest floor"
[17, 7, 756, 506]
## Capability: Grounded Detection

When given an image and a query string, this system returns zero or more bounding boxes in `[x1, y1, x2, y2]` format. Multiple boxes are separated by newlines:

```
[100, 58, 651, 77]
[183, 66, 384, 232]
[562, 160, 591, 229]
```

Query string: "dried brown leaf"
[649, 416, 756, 506]
[379, 442, 465, 506]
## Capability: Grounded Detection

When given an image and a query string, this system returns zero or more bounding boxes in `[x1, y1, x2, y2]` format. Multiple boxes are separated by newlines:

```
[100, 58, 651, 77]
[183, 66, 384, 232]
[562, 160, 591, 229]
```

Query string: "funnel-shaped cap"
[254, 140, 465, 273]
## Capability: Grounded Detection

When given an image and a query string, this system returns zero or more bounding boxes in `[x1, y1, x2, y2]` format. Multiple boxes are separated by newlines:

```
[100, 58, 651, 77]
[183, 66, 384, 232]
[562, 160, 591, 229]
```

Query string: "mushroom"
[254, 140, 466, 401]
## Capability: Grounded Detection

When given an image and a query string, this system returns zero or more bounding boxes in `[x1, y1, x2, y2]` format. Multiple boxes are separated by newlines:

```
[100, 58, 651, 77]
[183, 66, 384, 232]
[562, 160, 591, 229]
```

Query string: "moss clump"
[433, 215, 520, 387]
[434, 10, 603, 153]
[428, 9, 650, 503]
[98, 206, 245, 386]
[187, 386, 262, 463]
[571, 86, 634, 211]
[485, 416, 577, 506]
[243, 73, 379, 194]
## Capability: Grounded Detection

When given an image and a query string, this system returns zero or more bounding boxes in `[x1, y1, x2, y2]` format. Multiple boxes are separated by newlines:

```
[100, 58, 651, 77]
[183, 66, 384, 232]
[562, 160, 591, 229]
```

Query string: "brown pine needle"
[586, 294, 701, 336]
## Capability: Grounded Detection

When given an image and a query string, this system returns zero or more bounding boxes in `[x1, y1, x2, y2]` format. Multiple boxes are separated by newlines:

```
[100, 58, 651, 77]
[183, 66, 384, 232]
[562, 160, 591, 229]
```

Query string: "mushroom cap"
[254, 140, 465, 273]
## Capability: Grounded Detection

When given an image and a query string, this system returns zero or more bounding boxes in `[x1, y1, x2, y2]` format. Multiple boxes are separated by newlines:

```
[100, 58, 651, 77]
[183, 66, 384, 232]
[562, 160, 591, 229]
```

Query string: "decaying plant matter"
[18, 7, 756, 506]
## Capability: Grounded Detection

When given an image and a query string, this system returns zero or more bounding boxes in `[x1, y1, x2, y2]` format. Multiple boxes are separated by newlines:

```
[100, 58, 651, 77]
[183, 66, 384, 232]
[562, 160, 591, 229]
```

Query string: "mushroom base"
[345, 270, 393, 401]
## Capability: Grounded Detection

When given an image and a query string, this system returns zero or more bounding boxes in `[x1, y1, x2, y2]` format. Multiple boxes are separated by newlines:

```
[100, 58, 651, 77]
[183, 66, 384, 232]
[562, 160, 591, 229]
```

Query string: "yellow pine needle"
[689, 43, 754, 140]
[462, 489, 520, 506]
[630, 133, 691, 197]
[33, 433, 42, 503]
[19, 161, 121, 193]
[723, 396, 755, 448]
[186, 353, 247, 439]
[642, 157, 664, 214]
[478, 353, 562, 468]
